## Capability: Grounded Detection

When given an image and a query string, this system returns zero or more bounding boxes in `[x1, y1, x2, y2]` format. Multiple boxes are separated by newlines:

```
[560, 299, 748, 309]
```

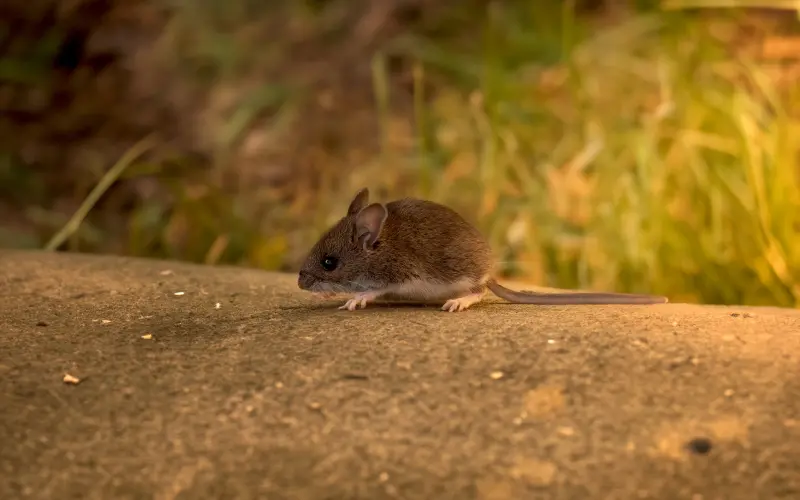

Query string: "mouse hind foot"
[441, 288, 487, 312]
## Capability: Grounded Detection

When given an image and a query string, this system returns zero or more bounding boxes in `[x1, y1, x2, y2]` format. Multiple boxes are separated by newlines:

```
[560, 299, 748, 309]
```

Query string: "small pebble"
[724, 389, 734, 397]
[141, 333, 153, 340]
[686, 437, 712, 455]
[378, 472, 389, 482]
[174, 291, 185, 296]
[490, 371, 504, 380]
[63, 374, 81, 385]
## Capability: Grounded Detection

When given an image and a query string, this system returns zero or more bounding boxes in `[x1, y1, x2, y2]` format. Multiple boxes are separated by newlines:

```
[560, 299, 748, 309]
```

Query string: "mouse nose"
[297, 271, 313, 290]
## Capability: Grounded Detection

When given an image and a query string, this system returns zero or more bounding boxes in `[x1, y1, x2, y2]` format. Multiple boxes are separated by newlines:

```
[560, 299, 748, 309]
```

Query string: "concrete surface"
[1, 249, 799, 500]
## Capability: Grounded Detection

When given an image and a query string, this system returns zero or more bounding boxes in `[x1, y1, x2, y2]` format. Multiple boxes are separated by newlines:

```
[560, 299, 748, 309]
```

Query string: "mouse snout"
[297, 270, 315, 290]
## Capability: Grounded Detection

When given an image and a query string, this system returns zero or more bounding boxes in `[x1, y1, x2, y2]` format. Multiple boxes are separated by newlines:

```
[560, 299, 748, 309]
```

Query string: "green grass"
[365, 5, 800, 306]
[15, 1, 800, 307]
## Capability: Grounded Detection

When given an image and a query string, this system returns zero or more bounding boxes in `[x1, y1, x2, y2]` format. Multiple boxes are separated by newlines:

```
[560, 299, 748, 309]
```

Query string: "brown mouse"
[297, 188, 669, 312]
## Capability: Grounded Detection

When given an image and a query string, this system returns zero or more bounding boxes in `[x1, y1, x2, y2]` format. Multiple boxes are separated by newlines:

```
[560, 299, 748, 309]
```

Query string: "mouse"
[297, 187, 669, 312]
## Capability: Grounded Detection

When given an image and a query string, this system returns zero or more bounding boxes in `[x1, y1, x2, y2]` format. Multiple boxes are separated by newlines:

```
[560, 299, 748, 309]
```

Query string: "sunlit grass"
[367, 7, 800, 307]
[140, 3, 800, 307]
[18, 1, 799, 308]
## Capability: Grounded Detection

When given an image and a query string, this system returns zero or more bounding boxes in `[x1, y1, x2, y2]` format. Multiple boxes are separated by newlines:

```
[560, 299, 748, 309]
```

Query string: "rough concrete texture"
[1, 249, 800, 500]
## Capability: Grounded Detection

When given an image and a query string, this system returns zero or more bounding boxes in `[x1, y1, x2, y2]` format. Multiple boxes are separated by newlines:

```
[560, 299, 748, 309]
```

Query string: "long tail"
[486, 279, 668, 305]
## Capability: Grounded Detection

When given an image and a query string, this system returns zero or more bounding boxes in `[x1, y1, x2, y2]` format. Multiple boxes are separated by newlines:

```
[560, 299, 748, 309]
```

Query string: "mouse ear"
[347, 188, 370, 216]
[354, 203, 388, 250]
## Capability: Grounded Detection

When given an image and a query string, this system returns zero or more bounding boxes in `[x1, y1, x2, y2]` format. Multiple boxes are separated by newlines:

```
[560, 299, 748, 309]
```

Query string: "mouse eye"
[320, 255, 338, 272]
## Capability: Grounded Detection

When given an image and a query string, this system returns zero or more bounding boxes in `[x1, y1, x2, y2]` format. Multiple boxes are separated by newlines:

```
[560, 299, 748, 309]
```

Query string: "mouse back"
[380, 196, 493, 283]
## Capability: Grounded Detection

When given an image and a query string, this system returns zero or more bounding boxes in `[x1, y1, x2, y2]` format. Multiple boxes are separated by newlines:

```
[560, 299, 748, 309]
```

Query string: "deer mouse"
[297, 188, 669, 312]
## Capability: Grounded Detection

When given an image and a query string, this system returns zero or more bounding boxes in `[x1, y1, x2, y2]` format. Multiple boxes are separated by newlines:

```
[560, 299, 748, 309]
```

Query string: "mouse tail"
[485, 279, 668, 305]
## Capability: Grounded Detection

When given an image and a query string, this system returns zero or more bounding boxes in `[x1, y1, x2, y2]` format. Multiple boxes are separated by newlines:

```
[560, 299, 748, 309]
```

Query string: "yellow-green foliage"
[371, 10, 800, 307]
[31, 2, 800, 308]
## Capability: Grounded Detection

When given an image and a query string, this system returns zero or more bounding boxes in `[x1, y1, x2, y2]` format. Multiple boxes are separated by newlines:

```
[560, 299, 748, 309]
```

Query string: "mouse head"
[297, 188, 388, 294]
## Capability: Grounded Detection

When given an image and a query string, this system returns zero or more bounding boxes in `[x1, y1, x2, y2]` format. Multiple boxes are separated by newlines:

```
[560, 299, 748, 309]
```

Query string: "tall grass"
[22, 1, 799, 307]
[372, 6, 800, 307]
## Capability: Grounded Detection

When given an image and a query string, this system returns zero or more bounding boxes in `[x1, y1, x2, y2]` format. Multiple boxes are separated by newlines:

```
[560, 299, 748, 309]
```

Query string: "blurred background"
[0, 0, 798, 307]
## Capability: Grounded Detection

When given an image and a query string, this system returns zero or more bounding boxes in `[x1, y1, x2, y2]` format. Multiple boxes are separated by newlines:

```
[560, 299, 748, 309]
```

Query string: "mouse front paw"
[338, 291, 380, 311]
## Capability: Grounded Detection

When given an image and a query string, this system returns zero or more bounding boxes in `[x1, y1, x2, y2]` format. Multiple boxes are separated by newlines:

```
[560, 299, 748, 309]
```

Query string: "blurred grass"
[4, 0, 800, 307]
[44, 135, 157, 252]
[367, 3, 800, 307]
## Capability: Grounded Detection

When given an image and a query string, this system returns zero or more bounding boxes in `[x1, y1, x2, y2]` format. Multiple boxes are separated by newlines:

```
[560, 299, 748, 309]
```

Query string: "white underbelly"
[382, 277, 477, 300]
